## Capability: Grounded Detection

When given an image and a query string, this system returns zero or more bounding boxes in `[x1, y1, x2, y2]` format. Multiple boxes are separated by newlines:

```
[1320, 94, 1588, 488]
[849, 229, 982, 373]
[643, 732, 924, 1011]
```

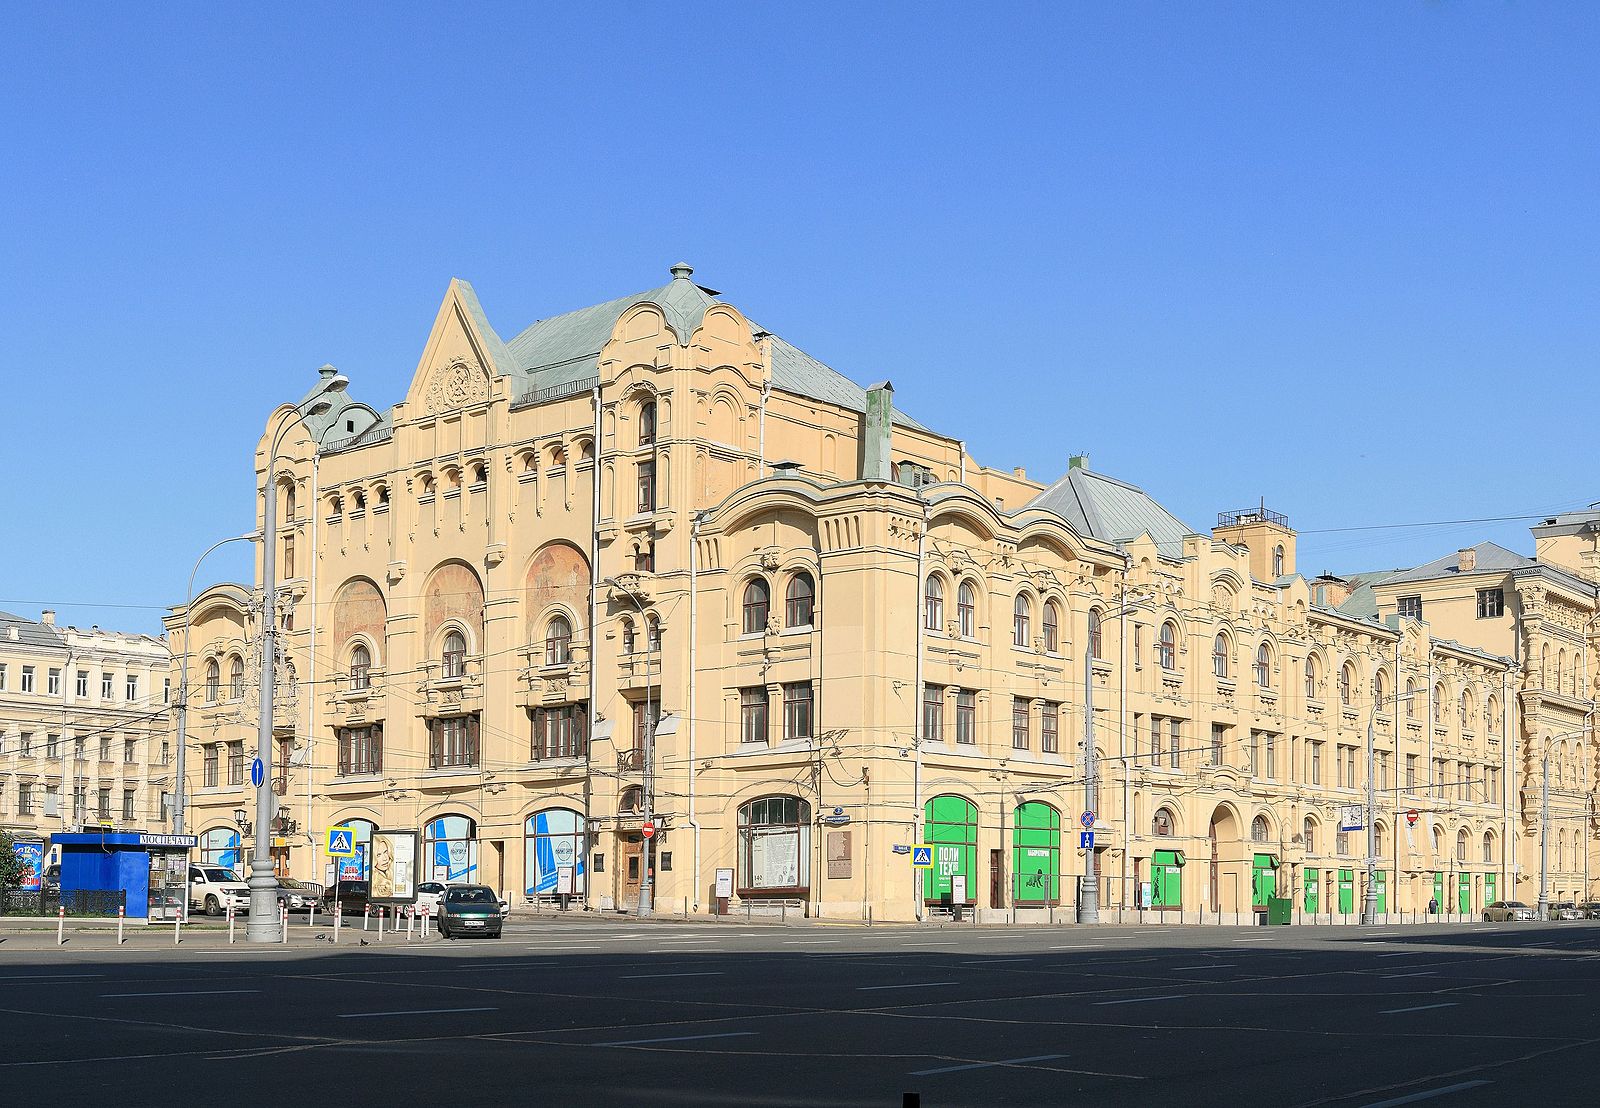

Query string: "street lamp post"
[603, 577, 655, 918]
[248, 385, 343, 942]
[1539, 743, 1551, 921]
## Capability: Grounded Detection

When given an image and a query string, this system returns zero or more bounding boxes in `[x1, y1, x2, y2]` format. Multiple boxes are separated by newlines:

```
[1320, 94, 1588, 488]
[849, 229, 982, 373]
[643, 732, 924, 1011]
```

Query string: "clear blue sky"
[3, 5, 1597, 636]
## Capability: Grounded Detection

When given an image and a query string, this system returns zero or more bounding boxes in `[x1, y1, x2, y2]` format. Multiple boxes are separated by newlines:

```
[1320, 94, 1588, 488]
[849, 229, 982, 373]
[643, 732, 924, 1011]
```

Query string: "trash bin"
[1266, 896, 1293, 926]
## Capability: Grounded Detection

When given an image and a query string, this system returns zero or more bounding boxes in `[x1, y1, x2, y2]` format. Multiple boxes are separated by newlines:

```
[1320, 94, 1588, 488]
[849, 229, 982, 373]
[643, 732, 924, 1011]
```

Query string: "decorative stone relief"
[424, 357, 489, 414]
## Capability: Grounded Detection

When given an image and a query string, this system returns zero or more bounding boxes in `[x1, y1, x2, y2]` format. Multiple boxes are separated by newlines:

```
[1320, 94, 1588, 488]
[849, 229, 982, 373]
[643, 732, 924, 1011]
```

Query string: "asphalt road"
[1, 917, 1597, 1106]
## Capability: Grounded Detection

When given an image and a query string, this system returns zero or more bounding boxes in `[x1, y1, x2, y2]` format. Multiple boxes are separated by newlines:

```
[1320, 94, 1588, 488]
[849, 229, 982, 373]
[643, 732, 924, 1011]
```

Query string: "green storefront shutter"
[923, 796, 977, 903]
[1012, 801, 1061, 904]
[1304, 868, 1319, 913]
[1251, 854, 1276, 909]
[1485, 873, 1497, 905]
[1152, 849, 1183, 908]
[1374, 870, 1387, 914]
[1338, 869, 1354, 914]
[1433, 872, 1444, 910]
[1458, 873, 1471, 915]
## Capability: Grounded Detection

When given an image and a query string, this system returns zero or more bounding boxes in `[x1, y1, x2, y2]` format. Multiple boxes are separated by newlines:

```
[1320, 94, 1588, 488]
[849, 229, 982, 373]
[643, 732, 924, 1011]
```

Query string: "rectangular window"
[76, 670, 89, 697]
[20, 733, 31, 757]
[429, 714, 480, 769]
[336, 724, 384, 776]
[922, 684, 944, 743]
[43, 785, 59, 817]
[783, 682, 814, 741]
[1151, 715, 1164, 765]
[1397, 595, 1423, 621]
[227, 742, 245, 785]
[160, 741, 170, 766]
[633, 701, 660, 751]
[21, 666, 34, 693]
[1378, 751, 1390, 792]
[126, 674, 138, 701]
[1042, 701, 1060, 754]
[72, 781, 86, 820]
[1133, 624, 1142, 667]
[956, 690, 977, 745]
[124, 739, 136, 763]
[203, 746, 218, 789]
[99, 737, 111, 762]
[1210, 724, 1225, 767]
[1012, 697, 1030, 751]
[532, 703, 588, 760]
[1169, 718, 1181, 769]
[740, 688, 769, 745]
[1406, 753, 1417, 791]
[46, 734, 59, 759]
[74, 736, 84, 759]
[1264, 733, 1276, 780]
[1476, 588, 1504, 619]
[0, 662, 6, 690]
[101, 672, 113, 699]
[158, 791, 171, 822]
[122, 789, 135, 820]
[1346, 747, 1358, 790]
[163, 678, 171, 704]
[48, 668, 61, 696]
[637, 459, 655, 514]
[17, 783, 32, 815]
[97, 788, 111, 820]
[1310, 741, 1322, 786]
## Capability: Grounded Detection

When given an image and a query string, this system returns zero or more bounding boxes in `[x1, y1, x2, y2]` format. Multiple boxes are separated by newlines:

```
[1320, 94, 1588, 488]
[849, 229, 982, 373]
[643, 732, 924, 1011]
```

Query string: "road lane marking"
[912, 1053, 1067, 1076]
[338, 1007, 498, 1018]
[1048, 944, 1104, 950]
[1362, 1079, 1490, 1106]
[857, 981, 959, 991]
[620, 971, 725, 980]
[1377, 972, 1436, 979]
[1174, 964, 1237, 971]
[958, 958, 1032, 965]
[1379, 1002, 1458, 1015]
[1376, 952, 1419, 958]
[1095, 994, 1184, 1005]
[0, 974, 106, 981]
[101, 989, 260, 998]
[593, 1031, 756, 1046]
[1231, 937, 1273, 943]
[782, 940, 841, 945]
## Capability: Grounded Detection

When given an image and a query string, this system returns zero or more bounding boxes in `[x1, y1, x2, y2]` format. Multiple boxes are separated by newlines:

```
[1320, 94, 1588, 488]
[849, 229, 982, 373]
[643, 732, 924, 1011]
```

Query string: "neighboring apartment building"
[0, 610, 173, 843]
[169, 265, 1540, 922]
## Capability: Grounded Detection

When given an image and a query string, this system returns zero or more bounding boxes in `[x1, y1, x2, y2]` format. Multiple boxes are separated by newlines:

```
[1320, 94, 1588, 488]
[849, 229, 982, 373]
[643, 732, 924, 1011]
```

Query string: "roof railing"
[1217, 507, 1289, 528]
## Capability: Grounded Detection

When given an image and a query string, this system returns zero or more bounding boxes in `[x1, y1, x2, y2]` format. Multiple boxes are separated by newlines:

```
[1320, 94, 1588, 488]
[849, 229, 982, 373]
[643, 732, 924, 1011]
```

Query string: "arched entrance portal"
[1208, 805, 1242, 914]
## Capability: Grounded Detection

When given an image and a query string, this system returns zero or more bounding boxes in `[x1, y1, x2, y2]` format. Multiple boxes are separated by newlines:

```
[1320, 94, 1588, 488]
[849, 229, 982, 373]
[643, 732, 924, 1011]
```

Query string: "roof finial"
[669, 262, 694, 280]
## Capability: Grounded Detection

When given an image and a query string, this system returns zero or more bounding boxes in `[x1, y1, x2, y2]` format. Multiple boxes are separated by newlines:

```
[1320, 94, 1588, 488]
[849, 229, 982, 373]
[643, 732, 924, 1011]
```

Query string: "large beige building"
[168, 265, 1589, 922]
[0, 610, 173, 842]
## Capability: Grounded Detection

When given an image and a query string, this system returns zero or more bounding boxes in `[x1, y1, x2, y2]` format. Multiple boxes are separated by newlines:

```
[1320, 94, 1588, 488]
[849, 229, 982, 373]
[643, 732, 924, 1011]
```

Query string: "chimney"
[861, 381, 894, 481]
[1069, 454, 1089, 471]
[1457, 547, 1477, 573]
[1013, 466, 1027, 480]
[40, 610, 55, 627]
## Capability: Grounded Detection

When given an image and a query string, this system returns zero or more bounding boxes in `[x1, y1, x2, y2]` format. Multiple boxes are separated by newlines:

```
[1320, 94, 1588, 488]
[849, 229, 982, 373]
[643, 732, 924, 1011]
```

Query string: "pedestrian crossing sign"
[911, 845, 933, 868]
[327, 826, 356, 857]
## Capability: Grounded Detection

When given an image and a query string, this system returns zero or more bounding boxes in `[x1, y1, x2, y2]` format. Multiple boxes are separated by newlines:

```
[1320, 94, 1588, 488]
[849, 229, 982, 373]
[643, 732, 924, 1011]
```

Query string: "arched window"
[620, 785, 643, 813]
[1255, 643, 1272, 688]
[350, 644, 371, 691]
[1158, 622, 1177, 671]
[646, 614, 661, 652]
[923, 796, 978, 904]
[924, 576, 944, 631]
[1152, 808, 1174, 837]
[1303, 817, 1317, 855]
[525, 809, 586, 899]
[957, 581, 976, 638]
[1459, 691, 1470, 730]
[284, 483, 296, 521]
[1374, 669, 1389, 709]
[423, 815, 478, 883]
[204, 659, 220, 704]
[1087, 608, 1104, 660]
[1405, 678, 1417, 719]
[228, 655, 245, 700]
[1213, 634, 1230, 679]
[1487, 696, 1500, 734]
[620, 617, 636, 655]
[785, 572, 815, 628]
[738, 796, 811, 894]
[1273, 545, 1285, 578]
[442, 630, 467, 679]
[198, 827, 241, 873]
[1339, 663, 1354, 706]
[1042, 600, 1060, 653]
[545, 615, 573, 666]
[742, 579, 770, 635]
[1456, 829, 1468, 862]
[1013, 594, 1032, 648]
[637, 399, 656, 446]
[1251, 814, 1271, 843]
[1305, 656, 1318, 699]
[1482, 832, 1494, 864]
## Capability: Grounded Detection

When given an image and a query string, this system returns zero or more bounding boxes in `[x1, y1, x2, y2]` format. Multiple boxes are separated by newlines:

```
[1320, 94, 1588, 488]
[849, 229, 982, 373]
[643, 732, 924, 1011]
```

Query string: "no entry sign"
[1405, 809, 1419, 827]
[641, 822, 656, 839]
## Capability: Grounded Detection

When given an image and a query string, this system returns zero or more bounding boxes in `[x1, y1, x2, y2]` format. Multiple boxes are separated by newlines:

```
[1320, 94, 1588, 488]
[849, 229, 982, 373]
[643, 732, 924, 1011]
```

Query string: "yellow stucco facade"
[165, 266, 1588, 923]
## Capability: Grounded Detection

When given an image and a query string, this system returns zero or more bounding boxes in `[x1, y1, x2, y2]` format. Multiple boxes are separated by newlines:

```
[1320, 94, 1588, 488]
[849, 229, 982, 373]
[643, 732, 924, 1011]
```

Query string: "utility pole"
[1079, 641, 1098, 923]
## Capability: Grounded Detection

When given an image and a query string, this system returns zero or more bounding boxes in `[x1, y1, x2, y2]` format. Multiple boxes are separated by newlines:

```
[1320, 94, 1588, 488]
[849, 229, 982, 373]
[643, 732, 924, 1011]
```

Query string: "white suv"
[189, 864, 251, 916]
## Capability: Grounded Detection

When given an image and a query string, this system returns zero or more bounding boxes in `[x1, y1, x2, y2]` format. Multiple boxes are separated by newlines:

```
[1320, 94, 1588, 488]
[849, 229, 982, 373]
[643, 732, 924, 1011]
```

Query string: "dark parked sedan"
[317, 879, 370, 918]
[438, 884, 502, 939]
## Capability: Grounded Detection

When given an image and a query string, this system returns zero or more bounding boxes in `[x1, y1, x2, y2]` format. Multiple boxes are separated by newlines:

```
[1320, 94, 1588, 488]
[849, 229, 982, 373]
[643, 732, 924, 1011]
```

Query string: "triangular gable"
[404, 279, 514, 416]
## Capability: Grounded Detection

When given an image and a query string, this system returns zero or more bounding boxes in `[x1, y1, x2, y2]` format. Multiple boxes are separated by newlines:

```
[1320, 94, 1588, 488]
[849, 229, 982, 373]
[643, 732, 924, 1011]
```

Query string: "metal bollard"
[377, 906, 384, 941]
[281, 904, 288, 944]
[57, 905, 65, 946]
[228, 906, 236, 944]
[364, 905, 371, 931]
[407, 906, 415, 941]
[308, 905, 316, 929]
[117, 905, 125, 945]
[334, 904, 342, 944]
[174, 909, 182, 945]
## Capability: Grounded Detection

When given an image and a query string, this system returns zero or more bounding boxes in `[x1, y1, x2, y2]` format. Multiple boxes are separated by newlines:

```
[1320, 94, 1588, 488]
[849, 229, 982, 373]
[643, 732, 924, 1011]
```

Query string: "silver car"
[1484, 900, 1536, 922]
[1549, 901, 1582, 921]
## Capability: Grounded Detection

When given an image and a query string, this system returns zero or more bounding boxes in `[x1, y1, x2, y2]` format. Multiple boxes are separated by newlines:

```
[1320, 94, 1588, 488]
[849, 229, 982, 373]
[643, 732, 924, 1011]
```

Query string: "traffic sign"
[250, 758, 265, 789]
[641, 822, 656, 839]
[1079, 831, 1095, 849]
[1405, 808, 1419, 827]
[910, 845, 933, 868]
[1080, 811, 1095, 830]
[327, 826, 355, 857]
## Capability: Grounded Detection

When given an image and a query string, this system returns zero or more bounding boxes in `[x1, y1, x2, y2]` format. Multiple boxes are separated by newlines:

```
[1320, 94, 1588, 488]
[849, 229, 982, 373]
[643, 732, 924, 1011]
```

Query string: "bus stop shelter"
[54, 832, 196, 920]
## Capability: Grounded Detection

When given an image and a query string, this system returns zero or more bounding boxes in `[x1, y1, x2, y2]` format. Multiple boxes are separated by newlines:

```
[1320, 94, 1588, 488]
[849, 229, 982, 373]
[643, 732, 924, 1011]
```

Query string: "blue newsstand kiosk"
[53, 832, 196, 920]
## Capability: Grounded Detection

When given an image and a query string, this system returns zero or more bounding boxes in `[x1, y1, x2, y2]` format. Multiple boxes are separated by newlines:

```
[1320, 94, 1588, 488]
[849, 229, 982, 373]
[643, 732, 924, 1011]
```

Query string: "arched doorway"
[525, 809, 586, 902]
[737, 796, 811, 907]
[1208, 805, 1242, 913]
[1012, 801, 1061, 908]
[924, 795, 978, 907]
[424, 815, 478, 884]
